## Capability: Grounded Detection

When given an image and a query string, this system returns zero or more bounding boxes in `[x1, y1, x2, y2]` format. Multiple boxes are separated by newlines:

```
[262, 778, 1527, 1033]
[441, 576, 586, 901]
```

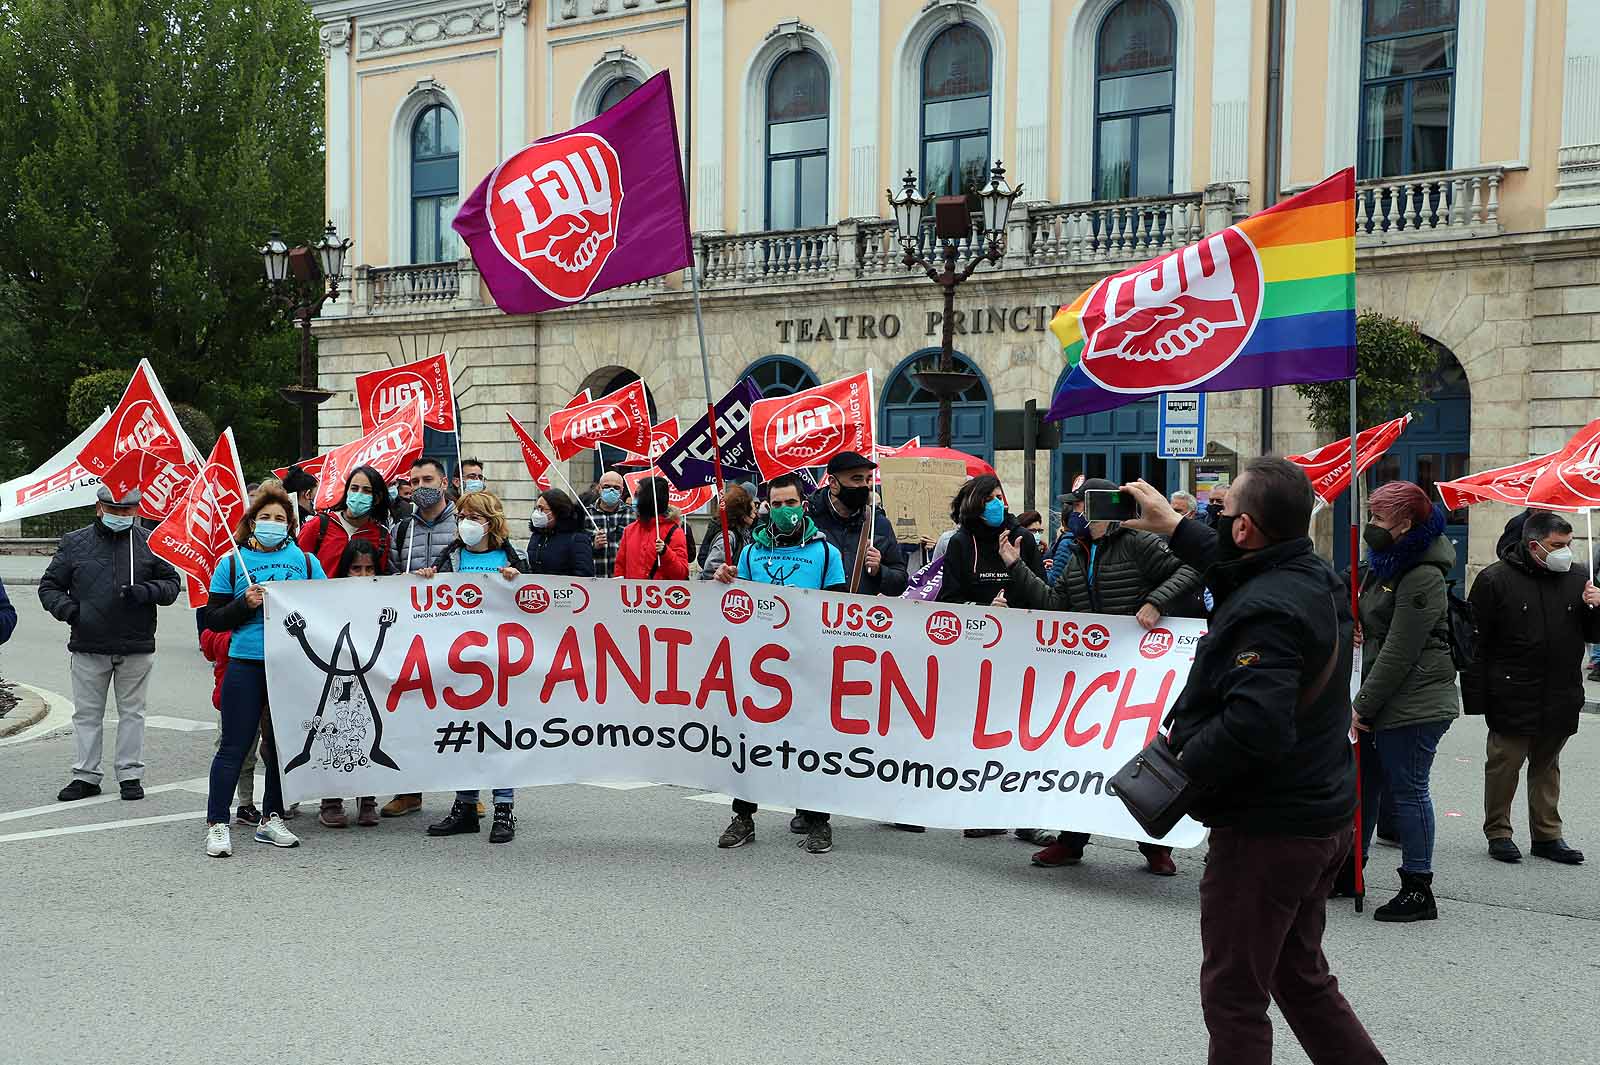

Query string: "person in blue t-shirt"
[712, 472, 846, 855]
[416, 489, 529, 843]
[202, 486, 326, 858]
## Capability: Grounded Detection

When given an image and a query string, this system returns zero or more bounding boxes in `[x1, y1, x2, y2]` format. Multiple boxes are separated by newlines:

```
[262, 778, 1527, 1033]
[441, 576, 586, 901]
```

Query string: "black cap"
[1063, 476, 1117, 503]
[826, 450, 877, 474]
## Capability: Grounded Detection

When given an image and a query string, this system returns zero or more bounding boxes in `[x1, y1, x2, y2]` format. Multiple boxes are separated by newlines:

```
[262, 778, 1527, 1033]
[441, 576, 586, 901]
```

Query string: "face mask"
[599, 487, 622, 507]
[345, 492, 373, 518]
[770, 504, 804, 536]
[412, 486, 442, 510]
[464, 478, 485, 494]
[1067, 511, 1090, 538]
[982, 497, 1006, 528]
[530, 510, 551, 530]
[1362, 522, 1395, 554]
[836, 484, 871, 511]
[101, 514, 134, 533]
[388, 486, 399, 501]
[1031, 530, 1044, 543]
[1533, 541, 1574, 572]
[458, 519, 486, 548]
[1214, 513, 1244, 563]
[254, 519, 289, 548]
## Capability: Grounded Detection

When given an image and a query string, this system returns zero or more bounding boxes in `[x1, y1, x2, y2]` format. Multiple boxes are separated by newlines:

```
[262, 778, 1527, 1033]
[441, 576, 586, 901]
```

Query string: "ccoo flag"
[1046, 170, 1357, 422]
[452, 72, 692, 314]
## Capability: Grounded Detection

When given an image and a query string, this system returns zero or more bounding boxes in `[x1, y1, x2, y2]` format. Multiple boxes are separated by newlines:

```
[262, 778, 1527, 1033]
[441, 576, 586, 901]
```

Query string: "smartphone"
[1084, 488, 1140, 522]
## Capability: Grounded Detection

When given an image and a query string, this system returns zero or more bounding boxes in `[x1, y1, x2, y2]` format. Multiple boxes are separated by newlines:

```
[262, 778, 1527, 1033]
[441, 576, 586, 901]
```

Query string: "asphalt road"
[1, 588, 1596, 1065]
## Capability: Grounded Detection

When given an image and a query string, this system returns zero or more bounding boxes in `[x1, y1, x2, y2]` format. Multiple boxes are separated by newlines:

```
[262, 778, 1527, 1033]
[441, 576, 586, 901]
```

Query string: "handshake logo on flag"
[490, 133, 624, 302]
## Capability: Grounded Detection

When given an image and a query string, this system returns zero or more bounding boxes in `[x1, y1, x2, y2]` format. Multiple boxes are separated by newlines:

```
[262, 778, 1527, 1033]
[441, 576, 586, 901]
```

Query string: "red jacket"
[613, 518, 689, 580]
[296, 513, 391, 577]
[199, 628, 231, 711]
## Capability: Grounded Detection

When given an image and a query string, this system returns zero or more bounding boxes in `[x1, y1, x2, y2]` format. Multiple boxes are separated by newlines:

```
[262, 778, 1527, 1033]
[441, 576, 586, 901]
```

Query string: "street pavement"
[1, 577, 1597, 1065]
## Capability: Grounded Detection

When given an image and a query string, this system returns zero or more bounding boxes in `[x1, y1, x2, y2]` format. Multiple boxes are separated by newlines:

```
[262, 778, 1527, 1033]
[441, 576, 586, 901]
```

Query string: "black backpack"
[1442, 580, 1476, 670]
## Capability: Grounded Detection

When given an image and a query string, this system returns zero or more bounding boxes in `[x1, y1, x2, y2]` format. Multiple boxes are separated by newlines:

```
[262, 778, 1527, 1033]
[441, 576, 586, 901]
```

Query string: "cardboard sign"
[878, 457, 969, 545]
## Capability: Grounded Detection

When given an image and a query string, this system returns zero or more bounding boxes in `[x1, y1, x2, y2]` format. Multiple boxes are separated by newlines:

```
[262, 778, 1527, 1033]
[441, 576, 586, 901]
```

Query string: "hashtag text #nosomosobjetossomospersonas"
[428, 718, 1115, 797]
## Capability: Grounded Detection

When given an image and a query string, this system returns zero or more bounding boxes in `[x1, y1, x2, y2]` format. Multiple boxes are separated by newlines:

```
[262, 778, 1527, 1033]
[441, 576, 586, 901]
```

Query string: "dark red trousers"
[1198, 826, 1387, 1065]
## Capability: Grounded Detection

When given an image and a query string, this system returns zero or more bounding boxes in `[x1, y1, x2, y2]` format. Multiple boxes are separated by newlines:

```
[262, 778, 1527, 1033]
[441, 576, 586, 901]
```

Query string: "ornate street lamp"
[887, 162, 1022, 449]
[260, 220, 351, 462]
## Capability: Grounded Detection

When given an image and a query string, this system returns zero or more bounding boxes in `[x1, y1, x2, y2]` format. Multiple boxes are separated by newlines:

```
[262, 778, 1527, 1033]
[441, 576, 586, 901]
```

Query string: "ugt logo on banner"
[748, 372, 874, 480]
[355, 353, 457, 433]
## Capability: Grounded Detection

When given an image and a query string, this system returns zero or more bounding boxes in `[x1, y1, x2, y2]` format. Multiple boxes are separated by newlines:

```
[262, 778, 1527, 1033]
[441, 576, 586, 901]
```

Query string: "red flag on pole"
[1287, 413, 1413, 507]
[102, 449, 199, 521]
[148, 429, 248, 607]
[747, 371, 875, 480]
[271, 454, 329, 483]
[1436, 453, 1555, 510]
[1526, 418, 1600, 511]
[312, 399, 426, 510]
[544, 379, 652, 460]
[623, 467, 714, 515]
[76, 359, 195, 476]
[617, 417, 681, 468]
[354, 352, 457, 432]
[507, 411, 554, 489]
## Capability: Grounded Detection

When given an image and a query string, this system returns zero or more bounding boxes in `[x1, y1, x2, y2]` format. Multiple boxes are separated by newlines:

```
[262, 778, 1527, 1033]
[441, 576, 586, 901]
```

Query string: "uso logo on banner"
[1077, 229, 1265, 393]
[487, 133, 624, 303]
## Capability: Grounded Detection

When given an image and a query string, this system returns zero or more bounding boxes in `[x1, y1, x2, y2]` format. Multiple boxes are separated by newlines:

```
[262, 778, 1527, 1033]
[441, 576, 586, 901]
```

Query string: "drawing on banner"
[280, 608, 401, 775]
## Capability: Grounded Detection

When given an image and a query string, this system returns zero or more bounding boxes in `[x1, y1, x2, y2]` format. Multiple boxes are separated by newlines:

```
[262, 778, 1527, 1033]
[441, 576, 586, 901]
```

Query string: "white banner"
[0, 410, 112, 523]
[263, 576, 1207, 847]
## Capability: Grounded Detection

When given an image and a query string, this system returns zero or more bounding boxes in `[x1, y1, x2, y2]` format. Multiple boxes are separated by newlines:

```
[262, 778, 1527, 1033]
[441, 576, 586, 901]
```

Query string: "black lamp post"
[887, 161, 1021, 449]
[260, 221, 351, 461]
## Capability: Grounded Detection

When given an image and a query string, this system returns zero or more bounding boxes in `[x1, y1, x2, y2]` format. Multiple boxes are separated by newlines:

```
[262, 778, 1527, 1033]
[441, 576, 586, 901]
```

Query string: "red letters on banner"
[355, 353, 457, 433]
[748, 372, 874, 480]
[544, 380, 652, 460]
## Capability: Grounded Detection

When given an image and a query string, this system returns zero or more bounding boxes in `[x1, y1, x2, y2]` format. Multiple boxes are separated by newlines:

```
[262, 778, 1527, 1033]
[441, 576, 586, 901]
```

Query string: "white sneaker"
[206, 823, 232, 858]
[254, 814, 301, 848]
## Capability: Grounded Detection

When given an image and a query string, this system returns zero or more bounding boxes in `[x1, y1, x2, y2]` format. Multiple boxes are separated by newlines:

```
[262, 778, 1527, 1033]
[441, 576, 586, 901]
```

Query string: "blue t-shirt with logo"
[738, 538, 845, 590]
[209, 544, 326, 661]
[456, 546, 510, 573]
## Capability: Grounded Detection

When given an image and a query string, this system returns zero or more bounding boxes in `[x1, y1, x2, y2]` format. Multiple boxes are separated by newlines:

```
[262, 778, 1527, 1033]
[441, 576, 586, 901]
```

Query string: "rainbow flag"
[1046, 169, 1356, 422]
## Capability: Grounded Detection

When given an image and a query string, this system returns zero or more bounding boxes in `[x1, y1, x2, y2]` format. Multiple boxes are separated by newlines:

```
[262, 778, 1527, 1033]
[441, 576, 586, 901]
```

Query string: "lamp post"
[886, 161, 1021, 449]
[260, 221, 351, 461]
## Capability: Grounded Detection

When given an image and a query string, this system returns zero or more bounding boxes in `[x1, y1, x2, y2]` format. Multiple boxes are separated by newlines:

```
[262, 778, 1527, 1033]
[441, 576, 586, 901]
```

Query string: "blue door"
[1050, 392, 1175, 533]
[880, 349, 993, 460]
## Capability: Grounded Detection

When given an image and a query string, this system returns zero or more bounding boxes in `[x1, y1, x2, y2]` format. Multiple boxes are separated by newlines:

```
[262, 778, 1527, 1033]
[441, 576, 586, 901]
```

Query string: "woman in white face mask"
[525, 489, 595, 577]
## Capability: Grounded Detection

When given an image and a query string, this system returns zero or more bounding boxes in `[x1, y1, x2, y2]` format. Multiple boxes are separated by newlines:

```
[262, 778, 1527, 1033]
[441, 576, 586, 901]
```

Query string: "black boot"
[426, 799, 480, 836]
[1374, 869, 1437, 923]
[488, 803, 516, 844]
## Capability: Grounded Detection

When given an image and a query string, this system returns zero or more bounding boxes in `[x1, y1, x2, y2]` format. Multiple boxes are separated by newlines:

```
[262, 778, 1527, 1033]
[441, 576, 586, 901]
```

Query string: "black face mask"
[1213, 513, 1245, 563]
[835, 484, 871, 512]
[1362, 522, 1395, 553]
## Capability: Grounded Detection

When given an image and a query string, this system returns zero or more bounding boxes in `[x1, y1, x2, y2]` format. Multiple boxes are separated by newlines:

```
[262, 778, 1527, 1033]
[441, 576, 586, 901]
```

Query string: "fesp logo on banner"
[1078, 229, 1264, 393]
[488, 133, 624, 303]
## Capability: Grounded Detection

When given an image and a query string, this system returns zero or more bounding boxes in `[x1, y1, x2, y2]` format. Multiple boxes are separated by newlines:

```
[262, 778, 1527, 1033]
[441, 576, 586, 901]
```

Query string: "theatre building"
[309, 0, 1600, 577]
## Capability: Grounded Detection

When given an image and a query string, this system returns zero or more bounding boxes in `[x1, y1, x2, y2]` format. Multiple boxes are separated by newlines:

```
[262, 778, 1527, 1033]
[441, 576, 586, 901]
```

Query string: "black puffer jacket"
[1461, 538, 1600, 737]
[525, 512, 595, 577]
[1006, 525, 1199, 617]
[804, 493, 908, 596]
[38, 522, 182, 655]
[938, 515, 1043, 605]
[1163, 519, 1357, 837]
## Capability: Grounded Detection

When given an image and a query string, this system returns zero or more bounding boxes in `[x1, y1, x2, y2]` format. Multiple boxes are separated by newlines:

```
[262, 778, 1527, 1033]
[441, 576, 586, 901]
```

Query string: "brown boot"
[319, 798, 349, 829]
[381, 793, 422, 818]
[357, 796, 379, 827]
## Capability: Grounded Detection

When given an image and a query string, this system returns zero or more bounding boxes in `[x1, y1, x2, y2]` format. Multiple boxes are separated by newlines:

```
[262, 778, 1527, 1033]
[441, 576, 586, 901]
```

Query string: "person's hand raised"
[1117, 480, 1182, 538]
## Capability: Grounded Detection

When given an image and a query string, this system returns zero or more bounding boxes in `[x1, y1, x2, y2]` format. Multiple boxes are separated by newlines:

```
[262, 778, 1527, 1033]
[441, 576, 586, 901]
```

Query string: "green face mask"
[770, 504, 804, 535]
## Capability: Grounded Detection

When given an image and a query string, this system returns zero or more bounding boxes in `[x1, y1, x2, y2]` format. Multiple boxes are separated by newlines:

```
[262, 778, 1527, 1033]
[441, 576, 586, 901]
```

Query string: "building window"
[920, 23, 992, 203]
[410, 104, 459, 264]
[744, 355, 821, 398]
[881, 349, 992, 460]
[1094, 0, 1176, 200]
[1359, 0, 1457, 179]
[765, 51, 829, 230]
[596, 76, 640, 116]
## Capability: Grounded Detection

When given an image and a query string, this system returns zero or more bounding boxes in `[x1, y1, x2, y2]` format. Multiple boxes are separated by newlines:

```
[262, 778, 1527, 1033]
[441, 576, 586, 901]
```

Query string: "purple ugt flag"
[452, 71, 692, 314]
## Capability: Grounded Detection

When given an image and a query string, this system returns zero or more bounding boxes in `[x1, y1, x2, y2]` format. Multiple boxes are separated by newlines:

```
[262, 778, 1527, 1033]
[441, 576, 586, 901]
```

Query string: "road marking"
[685, 792, 796, 815]
[145, 715, 217, 732]
[0, 776, 213, 825]
[584, 781, 658, 791]
[0, 810, 207, 844]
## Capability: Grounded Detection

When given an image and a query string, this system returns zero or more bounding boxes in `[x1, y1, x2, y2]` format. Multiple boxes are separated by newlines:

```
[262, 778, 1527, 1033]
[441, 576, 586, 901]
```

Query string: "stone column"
[320, 21, 353, 281]
[496, 0, 528, 156]
[694, 0, 726, 232]
[1209, 0, 1252, 213]
[1547, 5, 1600, 227]
[847, 0, 882, 217]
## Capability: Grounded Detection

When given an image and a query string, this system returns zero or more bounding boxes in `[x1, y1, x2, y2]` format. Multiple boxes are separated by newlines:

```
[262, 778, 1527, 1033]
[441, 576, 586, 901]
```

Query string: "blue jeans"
[1373, 720, 1451, 874]
[208, 660, 283, 824]
[458, 788, 513, 805]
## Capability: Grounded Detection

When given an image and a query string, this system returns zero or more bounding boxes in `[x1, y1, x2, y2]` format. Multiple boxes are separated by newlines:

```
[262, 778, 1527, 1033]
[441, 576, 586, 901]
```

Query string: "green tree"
[1294, 312, 1440, 438]
[0, 0, 323, 479]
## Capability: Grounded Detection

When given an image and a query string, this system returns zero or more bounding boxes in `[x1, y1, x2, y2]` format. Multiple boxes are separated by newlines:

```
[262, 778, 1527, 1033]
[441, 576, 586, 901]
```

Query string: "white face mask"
[458, 519, 487, 548]
[1533, 541, 1574, 573]
[530, 510, 551, 530]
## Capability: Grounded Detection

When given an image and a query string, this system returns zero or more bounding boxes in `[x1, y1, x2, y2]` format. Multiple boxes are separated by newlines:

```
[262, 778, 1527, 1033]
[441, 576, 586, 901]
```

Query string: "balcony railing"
[1029, 192, 1205, 266]
[354, 259, 481, 313]
[1353, 166, 1505, 244]
[700, 226, 840, 285]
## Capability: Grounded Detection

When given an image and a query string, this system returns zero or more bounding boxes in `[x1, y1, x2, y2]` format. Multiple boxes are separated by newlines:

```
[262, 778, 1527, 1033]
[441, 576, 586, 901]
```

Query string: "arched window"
[920, 24, 992, 203]
[881, 350, 993, 460]
[596, 76, 640, 116]
[411, 104, 459, 264]
[1094, 0, 1176, 200]
[765, 51, 829, 230]
[744, 355, 821, 398]
[1358, 0, 1457, 178]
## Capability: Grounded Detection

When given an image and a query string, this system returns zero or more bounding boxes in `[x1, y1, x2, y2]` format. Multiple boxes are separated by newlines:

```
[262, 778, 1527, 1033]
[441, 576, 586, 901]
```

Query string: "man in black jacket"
[38, 486, 182, 802]
[1464, 509, 1600, 865]
[1120, 462, 1384, 1065]
[804, 451, 907, 596]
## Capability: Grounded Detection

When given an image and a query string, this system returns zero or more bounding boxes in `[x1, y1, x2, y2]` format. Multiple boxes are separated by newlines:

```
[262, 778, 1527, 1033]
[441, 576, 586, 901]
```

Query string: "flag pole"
[1347, 374, 1364, 913]
[689, 262, 733, 563]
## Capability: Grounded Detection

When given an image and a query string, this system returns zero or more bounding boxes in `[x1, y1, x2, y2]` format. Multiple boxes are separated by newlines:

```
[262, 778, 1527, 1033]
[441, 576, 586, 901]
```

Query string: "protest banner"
[311, 399, 426, 511]
[263, 576, 1206, 845]
[0, 410, 110, 523]
[879, 456, 969, 544]
[355, 353, 457, 433]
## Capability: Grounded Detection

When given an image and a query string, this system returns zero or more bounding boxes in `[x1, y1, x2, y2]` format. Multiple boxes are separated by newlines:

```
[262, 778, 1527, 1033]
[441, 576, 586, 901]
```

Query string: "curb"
[0, 686, 49, 738]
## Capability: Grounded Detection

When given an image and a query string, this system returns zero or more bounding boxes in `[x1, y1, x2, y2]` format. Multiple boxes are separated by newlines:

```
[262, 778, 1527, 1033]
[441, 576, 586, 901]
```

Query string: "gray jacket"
[390, 503, 458, 574]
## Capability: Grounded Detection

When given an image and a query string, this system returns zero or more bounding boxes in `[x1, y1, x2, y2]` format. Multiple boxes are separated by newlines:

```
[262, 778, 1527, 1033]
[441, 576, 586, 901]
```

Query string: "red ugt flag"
[506, 412, 553, 490]
[748, 371, 874, 480]
[355, 353, 457, 433]
[618, 418, 681, 468]
[1287, 413, 1413, 507]
[148, 429, 248, 605]
[1526, 418, 1600, 510]
[102, 449, 200, 521]
[1436, 452, 1555, 511]
[313, 399, 426, 510]
[76, 359, 195, 476]
[452, 71, 692, 314]
[544, 379, 652, 460]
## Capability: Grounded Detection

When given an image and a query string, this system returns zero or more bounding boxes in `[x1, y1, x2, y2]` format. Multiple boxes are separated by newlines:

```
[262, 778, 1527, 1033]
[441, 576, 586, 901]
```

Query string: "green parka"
[1352, 533, 1460, 730]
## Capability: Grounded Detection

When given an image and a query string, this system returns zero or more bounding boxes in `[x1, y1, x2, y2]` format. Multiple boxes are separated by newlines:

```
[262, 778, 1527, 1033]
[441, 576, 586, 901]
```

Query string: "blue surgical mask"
[101, 514, 134, 533]
[463, 478, 485, 494]
[982, 497, 1006, 528]
[600, 487, 622, 507]
[388, 486, 399, 501]
[254, 519, 289, 548]
[345, 492, 373, 518]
